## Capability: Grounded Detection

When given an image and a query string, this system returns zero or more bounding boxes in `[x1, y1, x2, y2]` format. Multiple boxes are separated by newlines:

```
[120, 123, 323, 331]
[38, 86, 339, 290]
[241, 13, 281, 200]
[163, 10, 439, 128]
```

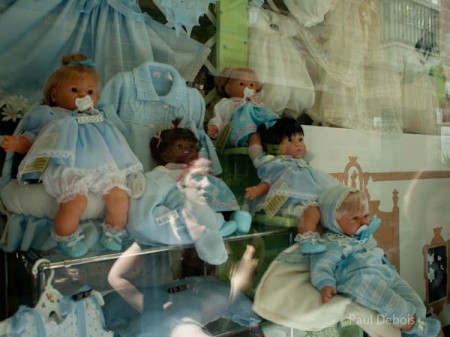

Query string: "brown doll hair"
[43, 53, 101, 106]
[214, 67, 262, 98]
[150, 118, 199, 165]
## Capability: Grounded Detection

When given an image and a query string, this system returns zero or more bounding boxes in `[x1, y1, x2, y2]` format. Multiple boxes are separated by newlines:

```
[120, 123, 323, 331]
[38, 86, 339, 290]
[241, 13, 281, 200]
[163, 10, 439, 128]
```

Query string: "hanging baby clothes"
[248, 7, 315, 117]
[4, 292, 113, 337]
[293, 0, 403, 132]
[0, 0, 210, 103]
[283, 0, 335, 28]
[98, 61, 221, 174]
[153, 0, 217, 37]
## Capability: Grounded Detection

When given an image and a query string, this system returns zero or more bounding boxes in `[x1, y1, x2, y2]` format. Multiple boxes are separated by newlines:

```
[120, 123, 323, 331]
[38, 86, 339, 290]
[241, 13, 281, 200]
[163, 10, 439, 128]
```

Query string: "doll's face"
[161, 139, 199, 165]
[337, 208, 370, 235]
[224, 70, 259, 98]
[278, 133, 307, 159]
[51, 74, 99, 111]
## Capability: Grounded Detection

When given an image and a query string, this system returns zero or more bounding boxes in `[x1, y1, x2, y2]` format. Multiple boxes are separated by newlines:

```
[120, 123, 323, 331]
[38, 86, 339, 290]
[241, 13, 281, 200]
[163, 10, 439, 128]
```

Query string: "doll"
[310, 184, 441, 337]
[1, 53, 143, 258]
[206, 67, 279, 148]
[151, 119, 252, 236]
[245, 117, 339, 254]
[127, 119, 252, 265]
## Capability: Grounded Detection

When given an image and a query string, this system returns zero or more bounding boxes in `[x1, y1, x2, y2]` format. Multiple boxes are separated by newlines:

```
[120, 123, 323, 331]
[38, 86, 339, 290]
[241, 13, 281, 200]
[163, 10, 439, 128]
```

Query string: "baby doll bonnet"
[318, 184, 356, 235]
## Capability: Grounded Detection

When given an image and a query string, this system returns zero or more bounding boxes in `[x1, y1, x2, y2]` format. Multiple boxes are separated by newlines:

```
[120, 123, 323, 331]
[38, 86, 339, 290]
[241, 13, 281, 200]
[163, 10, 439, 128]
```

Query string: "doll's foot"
[300, 241, 327, 254]
[230, 211, 252, 235]
[53, 229, 88, 258]
[99, 224, 126, 251]
[127, 171, 146, 199]
[402, 316, 441, 337]
[296, 232, 326, 254]
[219, 220, 238, 237]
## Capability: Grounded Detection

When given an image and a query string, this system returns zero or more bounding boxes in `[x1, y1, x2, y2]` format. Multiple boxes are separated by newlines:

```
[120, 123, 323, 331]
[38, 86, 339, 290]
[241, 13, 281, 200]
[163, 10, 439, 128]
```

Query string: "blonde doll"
[1, 53, 143, 257]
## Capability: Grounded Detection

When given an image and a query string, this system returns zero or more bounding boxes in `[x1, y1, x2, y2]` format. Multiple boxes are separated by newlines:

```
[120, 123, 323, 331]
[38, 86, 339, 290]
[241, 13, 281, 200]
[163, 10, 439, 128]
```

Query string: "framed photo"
[423, 228, 450, 314]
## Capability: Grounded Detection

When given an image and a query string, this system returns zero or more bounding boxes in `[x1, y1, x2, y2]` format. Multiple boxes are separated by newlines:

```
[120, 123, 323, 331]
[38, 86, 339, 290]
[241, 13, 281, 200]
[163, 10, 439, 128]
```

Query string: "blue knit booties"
[99, 224, 126, 251]
[219, 220, 238, 237]
[53, 229, 88, 258]
[296, 231, 327, 254]
[230, 211, 252, 235]
[402, 316, 441, 337]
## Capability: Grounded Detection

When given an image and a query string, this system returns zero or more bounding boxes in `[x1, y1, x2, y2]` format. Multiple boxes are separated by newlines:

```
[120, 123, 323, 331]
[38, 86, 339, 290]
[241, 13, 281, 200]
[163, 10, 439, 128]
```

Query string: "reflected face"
[162, 139, 199, 165]
[51, 74, 99, 110]
[337, 209, 371, 235]
[279, 133, 307, 159]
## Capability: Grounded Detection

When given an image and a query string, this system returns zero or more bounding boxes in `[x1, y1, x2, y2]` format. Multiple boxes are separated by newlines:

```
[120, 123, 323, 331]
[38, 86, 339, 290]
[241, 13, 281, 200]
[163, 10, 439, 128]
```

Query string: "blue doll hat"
[318, 184, 357, 235]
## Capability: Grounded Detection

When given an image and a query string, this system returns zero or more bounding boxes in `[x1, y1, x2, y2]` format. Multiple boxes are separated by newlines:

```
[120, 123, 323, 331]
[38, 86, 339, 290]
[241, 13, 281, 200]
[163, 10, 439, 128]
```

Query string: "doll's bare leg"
[100, 187, 129, 251]
[103, 187, 129, 229]
[53, 195, 89, 257]
[298, 205, 320, 234]
[55, 194, 87, 236]
[297, 205, 326, 254]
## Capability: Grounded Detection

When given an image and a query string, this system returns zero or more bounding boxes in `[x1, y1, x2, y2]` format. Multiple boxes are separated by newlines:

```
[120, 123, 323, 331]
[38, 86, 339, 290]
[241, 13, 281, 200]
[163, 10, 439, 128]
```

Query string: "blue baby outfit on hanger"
[154, 0, 217, 36]
[99, 61, 221, 174]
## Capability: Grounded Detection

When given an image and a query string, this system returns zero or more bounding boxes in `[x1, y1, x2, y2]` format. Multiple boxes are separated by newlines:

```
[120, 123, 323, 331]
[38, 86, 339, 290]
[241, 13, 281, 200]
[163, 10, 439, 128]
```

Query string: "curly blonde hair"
[43, 53, 100, 106]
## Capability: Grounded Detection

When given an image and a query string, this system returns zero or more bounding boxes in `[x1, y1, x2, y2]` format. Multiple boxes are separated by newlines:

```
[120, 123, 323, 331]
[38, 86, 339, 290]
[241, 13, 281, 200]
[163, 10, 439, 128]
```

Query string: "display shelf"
[26, 223, 290, 272]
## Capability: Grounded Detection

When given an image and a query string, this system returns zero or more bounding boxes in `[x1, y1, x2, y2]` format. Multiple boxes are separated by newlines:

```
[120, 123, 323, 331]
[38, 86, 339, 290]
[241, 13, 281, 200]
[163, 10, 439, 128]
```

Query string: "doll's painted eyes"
[71, 87, 78, 93]
[88, 90, 94, 95]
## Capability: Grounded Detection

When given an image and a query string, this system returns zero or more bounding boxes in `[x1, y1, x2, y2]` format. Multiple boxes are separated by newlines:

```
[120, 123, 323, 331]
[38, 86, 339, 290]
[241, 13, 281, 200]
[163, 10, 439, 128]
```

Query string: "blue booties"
[230, 211, 252, 235]
[402, 316, 441, 337]
[296, 231, 327, 254]
[53, 229, 88, 258]
[219, 220, 238, 237]
[99, 224, 126, 252]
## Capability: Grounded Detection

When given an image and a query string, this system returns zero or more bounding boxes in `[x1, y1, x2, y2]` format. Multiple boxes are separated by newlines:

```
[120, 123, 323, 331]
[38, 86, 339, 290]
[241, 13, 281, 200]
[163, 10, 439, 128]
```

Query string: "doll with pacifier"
[1, 53, 143, 258]
[206, 67, 279, 149]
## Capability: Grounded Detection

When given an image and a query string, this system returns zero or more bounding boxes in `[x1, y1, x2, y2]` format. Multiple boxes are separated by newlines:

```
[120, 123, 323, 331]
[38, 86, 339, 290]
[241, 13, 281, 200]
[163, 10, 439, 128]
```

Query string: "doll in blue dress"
[0, 53, 143, 258]
[206, 67, 279, 148]
[245, 117, 340, 254]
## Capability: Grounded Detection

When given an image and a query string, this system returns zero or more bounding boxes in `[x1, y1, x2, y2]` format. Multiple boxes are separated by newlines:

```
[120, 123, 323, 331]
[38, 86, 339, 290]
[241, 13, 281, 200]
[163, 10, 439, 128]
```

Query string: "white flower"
[1, 95, 29, 122]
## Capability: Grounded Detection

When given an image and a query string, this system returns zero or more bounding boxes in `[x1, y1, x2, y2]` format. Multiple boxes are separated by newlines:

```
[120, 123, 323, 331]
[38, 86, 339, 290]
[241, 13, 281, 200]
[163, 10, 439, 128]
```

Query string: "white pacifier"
[75, 95, 93, 112]
[355, 224, 369, 236]
[243, 87, 255, 98]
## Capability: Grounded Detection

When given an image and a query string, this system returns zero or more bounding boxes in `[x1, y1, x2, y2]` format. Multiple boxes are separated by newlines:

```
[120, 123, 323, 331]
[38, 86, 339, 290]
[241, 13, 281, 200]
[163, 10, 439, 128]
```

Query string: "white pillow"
[1, 180, 105, 220]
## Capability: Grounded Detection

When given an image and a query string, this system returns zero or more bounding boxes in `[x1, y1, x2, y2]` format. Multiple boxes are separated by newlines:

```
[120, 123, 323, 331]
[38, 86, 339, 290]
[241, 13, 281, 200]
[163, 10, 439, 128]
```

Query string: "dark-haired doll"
[245, 117, 340, 254]
[206, 67, 279, 147]
[127, 120, 252, 265]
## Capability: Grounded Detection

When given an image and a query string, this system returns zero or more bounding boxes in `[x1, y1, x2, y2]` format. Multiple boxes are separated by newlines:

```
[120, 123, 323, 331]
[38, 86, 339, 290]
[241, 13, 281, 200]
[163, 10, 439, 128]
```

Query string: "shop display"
[0, 0, 449, 336]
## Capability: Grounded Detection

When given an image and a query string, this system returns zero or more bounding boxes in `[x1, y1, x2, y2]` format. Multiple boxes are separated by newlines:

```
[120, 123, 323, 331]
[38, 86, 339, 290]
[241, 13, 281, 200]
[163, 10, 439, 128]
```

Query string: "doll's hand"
[245, 182, 269, 199]
[320, 286, 336, 303]
[206, 125, 218, 139]
[1, 135, 32, 154]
